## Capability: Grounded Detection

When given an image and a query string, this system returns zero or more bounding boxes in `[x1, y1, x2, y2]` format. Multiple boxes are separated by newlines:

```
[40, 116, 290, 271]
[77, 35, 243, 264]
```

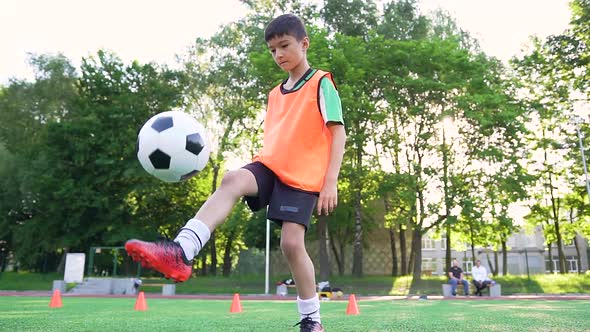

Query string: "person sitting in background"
[471, 259, 494, 296]
[133, 278, 142, 294]
[448, 259, 469, 296]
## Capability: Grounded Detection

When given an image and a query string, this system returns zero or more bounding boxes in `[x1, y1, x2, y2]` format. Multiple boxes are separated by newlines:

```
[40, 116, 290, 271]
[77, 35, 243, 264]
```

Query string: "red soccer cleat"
[125, 239, 192, 282]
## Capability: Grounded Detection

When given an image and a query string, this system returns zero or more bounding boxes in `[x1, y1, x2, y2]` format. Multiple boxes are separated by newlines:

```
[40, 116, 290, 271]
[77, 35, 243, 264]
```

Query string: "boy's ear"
[302, 36, 310, 51]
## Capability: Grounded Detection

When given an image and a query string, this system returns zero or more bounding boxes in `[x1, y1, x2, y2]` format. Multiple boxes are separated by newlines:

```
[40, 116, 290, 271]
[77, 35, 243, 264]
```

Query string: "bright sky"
[0, 0, 572, 84]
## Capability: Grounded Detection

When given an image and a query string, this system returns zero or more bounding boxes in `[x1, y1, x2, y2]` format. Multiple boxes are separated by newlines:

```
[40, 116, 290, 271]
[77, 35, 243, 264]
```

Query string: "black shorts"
[242, 162, 318, 229]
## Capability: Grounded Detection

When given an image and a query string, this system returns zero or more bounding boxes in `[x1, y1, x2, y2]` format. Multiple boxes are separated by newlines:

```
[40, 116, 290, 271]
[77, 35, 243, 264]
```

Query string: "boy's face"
[267, 34, 309, 72]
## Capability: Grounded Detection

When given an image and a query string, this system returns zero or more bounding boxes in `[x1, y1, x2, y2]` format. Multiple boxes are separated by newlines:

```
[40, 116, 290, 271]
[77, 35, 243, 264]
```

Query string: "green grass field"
[0, 296, 588, 332]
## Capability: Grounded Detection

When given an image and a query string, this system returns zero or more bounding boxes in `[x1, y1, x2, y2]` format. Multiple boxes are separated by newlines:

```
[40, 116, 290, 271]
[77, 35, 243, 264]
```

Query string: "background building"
[421, 226, 589, 276]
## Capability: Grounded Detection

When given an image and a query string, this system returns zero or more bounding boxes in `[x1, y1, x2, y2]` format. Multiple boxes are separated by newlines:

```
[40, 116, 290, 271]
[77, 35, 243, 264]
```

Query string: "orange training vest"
[256, 70, 334, 192]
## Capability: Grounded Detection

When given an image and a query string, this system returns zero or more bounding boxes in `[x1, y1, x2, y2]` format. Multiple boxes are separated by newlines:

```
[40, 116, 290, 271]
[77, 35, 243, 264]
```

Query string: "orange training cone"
[134, 291, 148, 311]
[346, 294, 360, 315]
[49, 289, 63, 308]
[230, 293, 243, 313]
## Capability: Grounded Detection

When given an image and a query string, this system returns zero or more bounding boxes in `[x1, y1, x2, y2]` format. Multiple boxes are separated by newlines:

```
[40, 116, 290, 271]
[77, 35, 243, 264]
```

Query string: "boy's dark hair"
[264, 14, 307, 42]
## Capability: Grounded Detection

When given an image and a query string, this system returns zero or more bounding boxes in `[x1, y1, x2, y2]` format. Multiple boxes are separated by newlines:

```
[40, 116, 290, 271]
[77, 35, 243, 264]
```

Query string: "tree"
[0, 54, 79, 271]
[513, 34, 579, 273]
[321, 0, 378, 37]
[378, 0, 429, 41]
[372, 0, 430, 277]
[513, 0, 590, 274]
[0, 51, 210, 272]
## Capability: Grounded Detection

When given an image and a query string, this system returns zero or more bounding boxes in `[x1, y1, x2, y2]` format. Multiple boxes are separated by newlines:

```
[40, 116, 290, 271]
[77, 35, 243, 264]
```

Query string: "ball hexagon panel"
[186, 133, 205, 156]
[151, 116, 174, 133]
[149, 149, 171, 169]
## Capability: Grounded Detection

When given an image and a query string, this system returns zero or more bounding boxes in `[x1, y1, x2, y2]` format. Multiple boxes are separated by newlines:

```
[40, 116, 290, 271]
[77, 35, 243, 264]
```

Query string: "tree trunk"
[339, 241, 345, 276]
[318, 215, 331, 281]
[352, 193, 363, 277]
[222, 231, 235, 277]
[442, 127, 452, 274]
[209, 163, 221, 276]
[389, 227, 398, 276]
[330, 237, 344, 276]
[574, 234, 582, 274]
[445, 224, 452, 273]
[547, 160, 566, 274]
[485, 251, 497, 276]
[570, 210, 582, 274]
[384, 198, 398, 276]
[553, 217, 567, 273]
[399, 224, 407, 275]
[0, 250, 6, 272]
[389, 115, 403, 276]
[407, 238, 414, 279]
[494, 250, 499, 277]
[547, 242, 554, 273]
[470, 227, 476, 263]
[501, 240, 508, 275]
[209, 232, 217, 275]
[352, 144, 363, 277]
[200, 251, 207, 276]
[410, 228, 423, 290]
[412, 172, 426, 282]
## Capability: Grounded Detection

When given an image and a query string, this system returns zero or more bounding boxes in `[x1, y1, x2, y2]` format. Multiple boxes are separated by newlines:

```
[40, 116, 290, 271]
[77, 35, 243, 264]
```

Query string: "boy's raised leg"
[125, 169, 258, 282]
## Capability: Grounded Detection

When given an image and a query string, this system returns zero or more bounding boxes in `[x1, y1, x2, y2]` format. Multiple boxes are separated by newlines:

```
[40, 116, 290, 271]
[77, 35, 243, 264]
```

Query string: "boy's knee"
[280, 237, 303, 258]
[218, 168, 258, 196]
[219, 170, 252, 194]
[220, 170, 240, 186]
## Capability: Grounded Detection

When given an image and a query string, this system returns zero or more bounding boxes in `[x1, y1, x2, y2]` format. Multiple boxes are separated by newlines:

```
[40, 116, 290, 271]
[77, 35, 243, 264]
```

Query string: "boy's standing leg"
[125, 168, 258, 282]
[281, 222, 324, 331]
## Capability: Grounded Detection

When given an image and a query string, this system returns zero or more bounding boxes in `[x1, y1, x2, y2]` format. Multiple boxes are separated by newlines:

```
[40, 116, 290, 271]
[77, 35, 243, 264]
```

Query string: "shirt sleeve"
[319, 76, 344, 125]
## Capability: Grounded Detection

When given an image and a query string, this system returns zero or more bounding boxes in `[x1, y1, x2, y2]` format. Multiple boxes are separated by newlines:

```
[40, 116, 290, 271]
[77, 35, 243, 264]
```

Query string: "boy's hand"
[317, 178, 338, 215]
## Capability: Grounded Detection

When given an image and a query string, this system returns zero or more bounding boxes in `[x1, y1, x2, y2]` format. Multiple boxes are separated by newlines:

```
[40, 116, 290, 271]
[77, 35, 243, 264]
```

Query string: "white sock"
[174, 219, 211, 261]
[297, 296, 321, 323]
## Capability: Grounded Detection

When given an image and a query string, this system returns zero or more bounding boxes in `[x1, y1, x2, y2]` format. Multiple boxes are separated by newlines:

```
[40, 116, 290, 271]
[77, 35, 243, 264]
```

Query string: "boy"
[125, 13, 346, 332]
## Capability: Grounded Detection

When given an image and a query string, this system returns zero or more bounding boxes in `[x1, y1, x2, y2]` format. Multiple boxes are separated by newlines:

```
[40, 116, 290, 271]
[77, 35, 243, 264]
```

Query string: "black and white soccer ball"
[137, 111, 210, 183]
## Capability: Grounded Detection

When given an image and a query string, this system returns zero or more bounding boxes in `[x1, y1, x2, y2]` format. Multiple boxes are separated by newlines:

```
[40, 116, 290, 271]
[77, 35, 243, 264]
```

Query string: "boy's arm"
[317, 123, 346, 215]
